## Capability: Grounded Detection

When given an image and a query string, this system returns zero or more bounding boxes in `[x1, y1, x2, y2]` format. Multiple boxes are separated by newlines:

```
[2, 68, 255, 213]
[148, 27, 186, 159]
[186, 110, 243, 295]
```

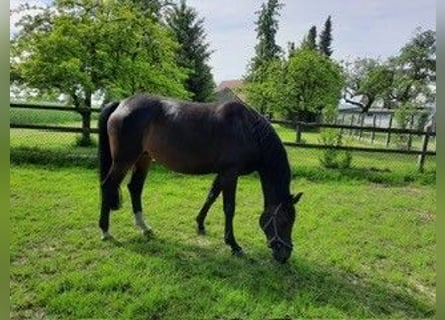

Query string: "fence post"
[296, 121, 302, 144]
[340, 114, 346, 135]
[407, 114, 415, 151]
[371, 114, 377, 144]
[349, 115, 355, 136]
[386, 114, 393, 147]
[358, 113, 365, 140]
[417, 124, 431, 172]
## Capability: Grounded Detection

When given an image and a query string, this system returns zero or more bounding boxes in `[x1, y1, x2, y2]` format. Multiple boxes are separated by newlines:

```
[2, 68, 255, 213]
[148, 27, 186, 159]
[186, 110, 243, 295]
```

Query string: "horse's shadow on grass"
[111, 234, 434, 318]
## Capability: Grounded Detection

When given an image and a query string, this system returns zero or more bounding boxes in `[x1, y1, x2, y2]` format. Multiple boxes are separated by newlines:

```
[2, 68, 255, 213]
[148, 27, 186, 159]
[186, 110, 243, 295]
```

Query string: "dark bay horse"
[98, 93, 303, 263]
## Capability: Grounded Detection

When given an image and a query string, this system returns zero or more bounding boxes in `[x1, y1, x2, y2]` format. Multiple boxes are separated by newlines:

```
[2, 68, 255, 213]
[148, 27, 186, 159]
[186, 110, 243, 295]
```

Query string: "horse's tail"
[98, 101, 121, 209]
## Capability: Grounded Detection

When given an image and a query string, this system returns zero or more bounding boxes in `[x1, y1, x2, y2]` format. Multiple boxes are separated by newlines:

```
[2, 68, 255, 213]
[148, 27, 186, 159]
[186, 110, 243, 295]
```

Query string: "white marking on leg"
[101, 231, 112, 240]
[135, 211, 151, 232]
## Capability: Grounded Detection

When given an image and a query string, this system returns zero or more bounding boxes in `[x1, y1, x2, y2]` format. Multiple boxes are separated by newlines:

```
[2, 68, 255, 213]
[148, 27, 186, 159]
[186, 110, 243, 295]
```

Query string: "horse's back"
[108, 94, 260, 174]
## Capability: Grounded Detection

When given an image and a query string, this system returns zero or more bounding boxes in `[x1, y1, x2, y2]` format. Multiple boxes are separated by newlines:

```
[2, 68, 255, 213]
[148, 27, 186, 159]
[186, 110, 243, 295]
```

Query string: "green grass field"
[10, 162, 436, 319]
[10, 115, 436, 319]
[10, 109, 85, 125]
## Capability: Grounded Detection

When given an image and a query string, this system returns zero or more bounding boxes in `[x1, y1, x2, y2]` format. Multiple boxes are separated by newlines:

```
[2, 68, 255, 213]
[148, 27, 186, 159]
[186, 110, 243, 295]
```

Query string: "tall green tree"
[318, 15, 333, 57]
[283, 48, 344, 120]
[165, 0, 215, 102]
[11, 0, 189, 144]
[301, 26, 317, 51]
[243, 0, 283, 113]
[243, 58, 285, 115]
[249, 0, 284, 74]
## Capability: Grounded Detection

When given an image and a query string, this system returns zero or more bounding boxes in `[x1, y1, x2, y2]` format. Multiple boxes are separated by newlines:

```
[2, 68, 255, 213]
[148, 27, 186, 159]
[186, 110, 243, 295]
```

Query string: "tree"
[243, 0, 283, 114]
[343, 58, 394, 112]
[282, 49, 344, 120]
[249, 0, 284, 74]
[243, 58, 286, 115]
[318, 15, 333, 57]
[165, 0, 215, 102]
[384, 28, 436, 109]
[126, 0, 166, 18]
[301, 26, 317, 51]
[11, 0, 189, 145]
[343, 28, 436, 113]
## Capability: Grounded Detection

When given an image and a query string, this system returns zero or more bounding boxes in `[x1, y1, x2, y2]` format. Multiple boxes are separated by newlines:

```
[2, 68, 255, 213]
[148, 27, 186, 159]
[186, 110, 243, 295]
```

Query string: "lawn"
[10, 109, 84, 125]
[10, 161, 436, 319]
[9, 115, 436, 318]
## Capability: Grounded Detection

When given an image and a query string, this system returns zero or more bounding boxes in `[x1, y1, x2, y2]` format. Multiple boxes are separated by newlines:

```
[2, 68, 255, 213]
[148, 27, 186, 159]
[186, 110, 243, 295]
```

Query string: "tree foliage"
[244, 3, 343, 120]
[343, 58, 394, 112]
[318, 15, 333, 57]
[243, 58, 285, 115]
[282, 49, 344, 119]
[11, 0, 190, 105]
[244, 49, 344, 119]
[125, 0, 168, 19]
[300, 26, 317, 51]
[165, 0, 215, 102]
[343, 28, 436, 112]
[249, 0, 283, 74]
[11, 0, 190, 144]
[243, 0, 284, 114]
[385, 28, 436, 108]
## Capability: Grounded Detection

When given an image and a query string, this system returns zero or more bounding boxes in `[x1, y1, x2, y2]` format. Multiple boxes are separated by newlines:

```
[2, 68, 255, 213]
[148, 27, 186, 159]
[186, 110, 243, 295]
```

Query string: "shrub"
[319, 129, 352, 169]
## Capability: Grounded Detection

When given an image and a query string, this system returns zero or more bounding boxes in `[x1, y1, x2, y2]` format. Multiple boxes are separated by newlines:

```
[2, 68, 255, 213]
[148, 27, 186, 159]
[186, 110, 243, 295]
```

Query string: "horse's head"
[259, 192, 303, 263]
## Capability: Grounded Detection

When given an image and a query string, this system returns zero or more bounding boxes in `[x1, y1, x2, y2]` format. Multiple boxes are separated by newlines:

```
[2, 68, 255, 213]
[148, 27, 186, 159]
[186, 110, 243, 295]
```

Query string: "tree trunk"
[78, 92, 93, 146]
[80, 111, 92, 145]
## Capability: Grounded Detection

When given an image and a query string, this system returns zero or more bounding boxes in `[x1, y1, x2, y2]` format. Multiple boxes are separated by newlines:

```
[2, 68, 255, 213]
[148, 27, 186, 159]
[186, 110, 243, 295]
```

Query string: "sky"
[10, 0, 436, 85]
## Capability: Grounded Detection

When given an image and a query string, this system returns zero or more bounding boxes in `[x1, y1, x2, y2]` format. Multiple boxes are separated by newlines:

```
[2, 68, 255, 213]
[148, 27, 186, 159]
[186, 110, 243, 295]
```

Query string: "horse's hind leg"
[196, 174, 221, 235]
[100, 161, 132, 240]
[128, 154, 153, 237]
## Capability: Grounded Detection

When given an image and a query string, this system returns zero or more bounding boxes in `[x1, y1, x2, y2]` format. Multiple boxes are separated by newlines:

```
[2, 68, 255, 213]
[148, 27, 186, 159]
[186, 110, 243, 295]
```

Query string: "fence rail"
[269, 119, 435, 172]
[10, 103, 436, 172]
[10, 123, 100, 134]
[10, 102, 101, 113]
[293, 121, 436, 136]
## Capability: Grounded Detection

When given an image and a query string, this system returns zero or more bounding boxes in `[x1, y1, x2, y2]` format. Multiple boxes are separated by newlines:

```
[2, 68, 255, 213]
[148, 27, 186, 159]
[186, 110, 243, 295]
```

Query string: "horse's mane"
[246, 108, 281, 152]
[246, 108, 291, 188]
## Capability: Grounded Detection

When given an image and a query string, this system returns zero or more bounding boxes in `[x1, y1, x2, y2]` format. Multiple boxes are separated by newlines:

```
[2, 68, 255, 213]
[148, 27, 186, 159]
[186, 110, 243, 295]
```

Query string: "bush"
[319, 129, 353, 169]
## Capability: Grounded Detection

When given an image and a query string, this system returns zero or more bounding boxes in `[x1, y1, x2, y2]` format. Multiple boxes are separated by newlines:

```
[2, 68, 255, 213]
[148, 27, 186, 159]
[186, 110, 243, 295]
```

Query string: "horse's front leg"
[128, 155, 153, 237]
[196, 174, 222, 235]
[99, 199, 112, 240]
[221, 174, 243, 256]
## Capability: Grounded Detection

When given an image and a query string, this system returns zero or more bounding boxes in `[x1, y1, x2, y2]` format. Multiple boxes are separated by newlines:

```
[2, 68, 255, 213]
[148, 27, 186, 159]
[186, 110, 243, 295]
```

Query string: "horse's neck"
[258, 166, 291, 209]
[249, 110, 292, 209]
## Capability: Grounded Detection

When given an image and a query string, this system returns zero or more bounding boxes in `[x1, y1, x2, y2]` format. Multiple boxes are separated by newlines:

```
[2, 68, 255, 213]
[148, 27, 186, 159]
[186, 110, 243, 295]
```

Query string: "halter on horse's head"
[260, 192, 303, 263]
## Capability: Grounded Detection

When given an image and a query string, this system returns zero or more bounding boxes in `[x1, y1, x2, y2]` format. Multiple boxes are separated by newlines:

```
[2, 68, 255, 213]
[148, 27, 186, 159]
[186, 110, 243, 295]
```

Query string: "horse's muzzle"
[272, 245, 292, 264]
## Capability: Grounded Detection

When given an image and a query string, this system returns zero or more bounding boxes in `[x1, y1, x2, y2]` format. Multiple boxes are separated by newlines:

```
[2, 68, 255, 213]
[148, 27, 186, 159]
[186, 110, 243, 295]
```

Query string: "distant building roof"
[215, 79, 247, 104]
[216, 79, 244, 92]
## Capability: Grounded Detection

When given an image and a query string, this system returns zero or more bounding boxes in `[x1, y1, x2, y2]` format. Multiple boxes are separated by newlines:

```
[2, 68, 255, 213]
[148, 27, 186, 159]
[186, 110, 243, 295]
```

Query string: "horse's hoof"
[101, 233, 113, 241]
[142, 229, 154, 238]
[197, 227, 206, 236]
[232, 248, 244, 257]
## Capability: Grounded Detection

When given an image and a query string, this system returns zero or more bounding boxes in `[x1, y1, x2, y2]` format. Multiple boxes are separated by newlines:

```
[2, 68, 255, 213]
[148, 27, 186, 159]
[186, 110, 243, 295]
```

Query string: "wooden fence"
[270, 119, 435, 172]
[10, 102, 101, 134]
[10, 103, 436, 172]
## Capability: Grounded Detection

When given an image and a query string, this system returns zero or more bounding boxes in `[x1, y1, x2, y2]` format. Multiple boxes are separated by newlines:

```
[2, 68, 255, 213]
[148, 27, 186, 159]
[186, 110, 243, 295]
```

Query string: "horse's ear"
[292, 192, 303, 205]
